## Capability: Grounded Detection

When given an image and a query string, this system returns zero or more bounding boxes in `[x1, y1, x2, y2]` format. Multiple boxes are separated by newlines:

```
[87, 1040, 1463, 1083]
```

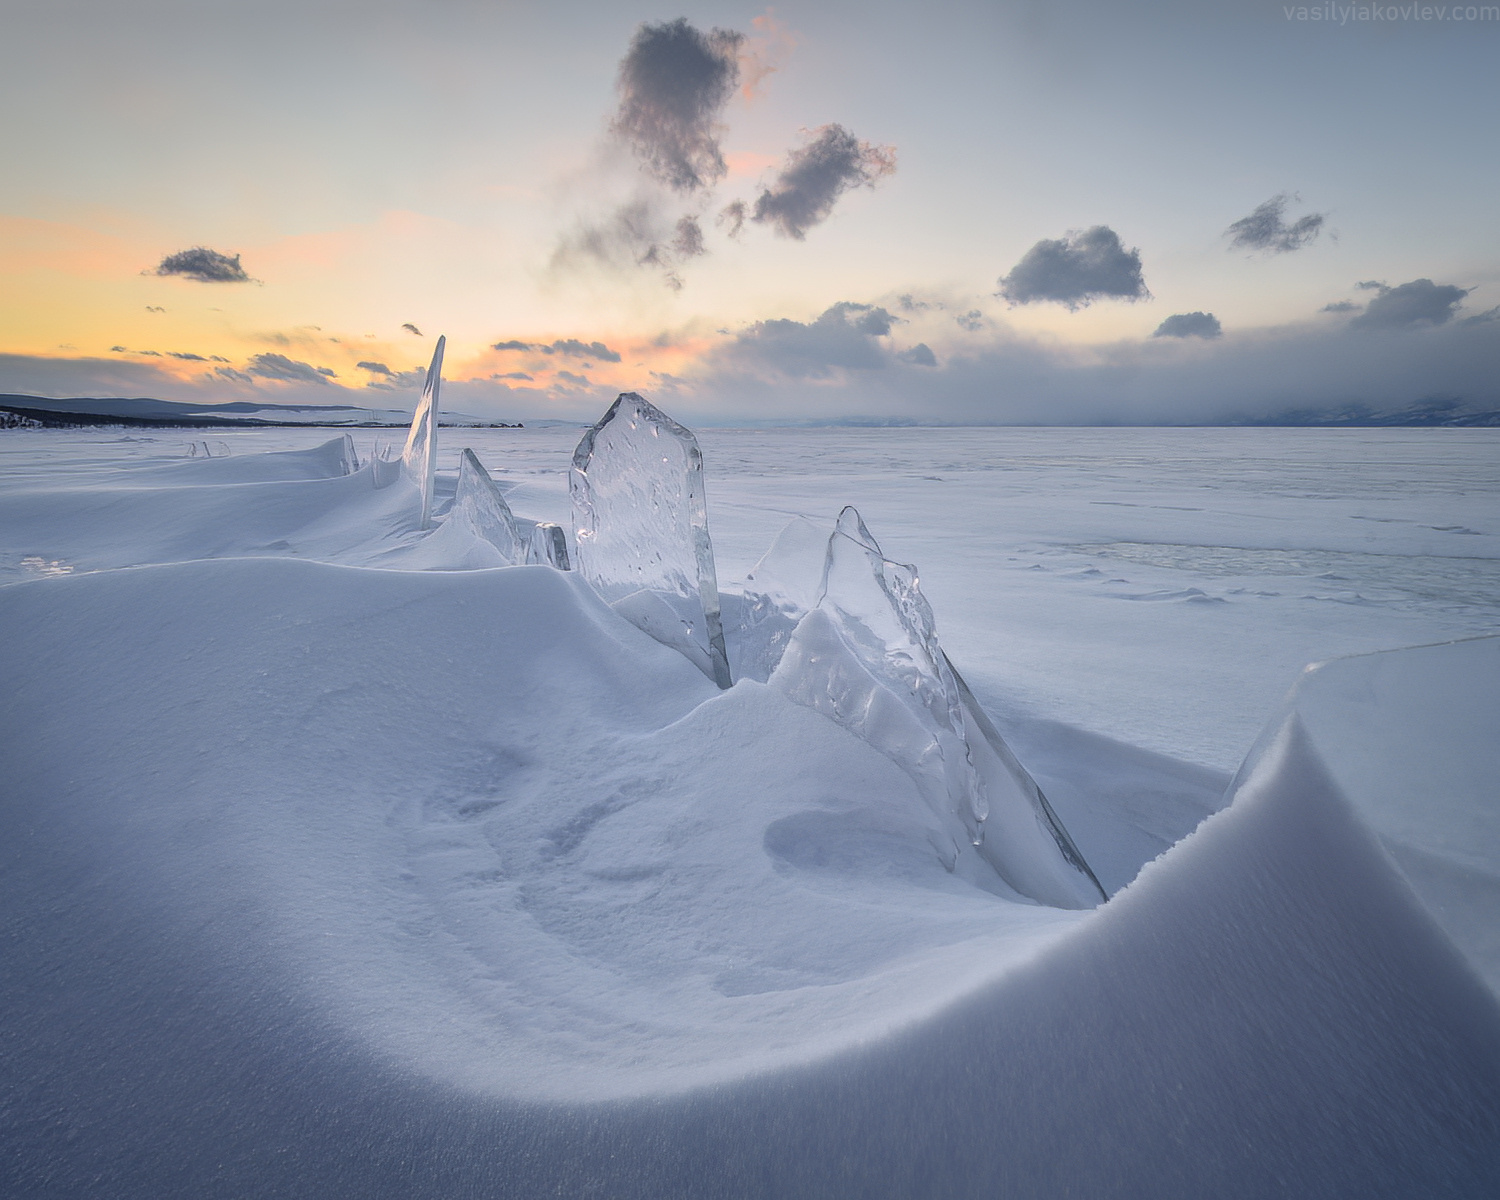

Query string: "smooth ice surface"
[1, 425, 1498, 1196]
[571, 393, 731, 687]
[400, 336, 444, 529]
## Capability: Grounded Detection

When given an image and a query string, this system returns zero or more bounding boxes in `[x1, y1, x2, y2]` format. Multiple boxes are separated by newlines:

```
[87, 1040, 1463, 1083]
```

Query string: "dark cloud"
[357, 361, 393, 376]
[246, 353, 336, 385]
[110, 345, 127, 352]
[896, 294, 932, 313]
[897, 343, 938, 367]
[1321, 301, 1359, 314]
[1225, 194, 1326, 254]
[613, 19, 742, 193]
[725, 301, 900, 376]
[1350, 278, 1471, 330]
[717, 200, 746, 238]
[956, 309, 985, 332]
[556, 370, 591, 386]
[553, 198, 691, 290]
[1153, 311, 1222, 339]
[490, 338, 622, 363]
[751, 125, 897, 240]
[152, 247, 251, 283]
[215, 366, 254, 385]
[166, 351, 207, 361]
[401, 323, 423, 336]
[1461, 305, 1500, 326]
[209, 356, 229, 363]
[496, 371, 533, 381]
[998, 226, 1148, 310]
[1356, 280, 1386, 291]
[145, 306, 165, 313]
[672, 215, 705, 258]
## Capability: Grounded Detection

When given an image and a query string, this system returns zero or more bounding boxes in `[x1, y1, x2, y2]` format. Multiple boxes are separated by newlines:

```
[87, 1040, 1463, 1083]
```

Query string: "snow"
[1, 422, 1497, 1196]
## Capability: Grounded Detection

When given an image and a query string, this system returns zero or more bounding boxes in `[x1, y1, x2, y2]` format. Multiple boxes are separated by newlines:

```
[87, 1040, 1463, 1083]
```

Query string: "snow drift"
[1, 420, 1497, 1197]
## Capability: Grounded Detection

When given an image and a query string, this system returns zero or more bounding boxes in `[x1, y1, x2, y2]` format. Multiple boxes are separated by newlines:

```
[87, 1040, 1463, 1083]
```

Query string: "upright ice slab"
[754, 507, 1104, 908]
[449, 449, 522, 563]
[401, 336, 445, 529]
[526, 523, 571, 570]
[571, 393, 731, 688]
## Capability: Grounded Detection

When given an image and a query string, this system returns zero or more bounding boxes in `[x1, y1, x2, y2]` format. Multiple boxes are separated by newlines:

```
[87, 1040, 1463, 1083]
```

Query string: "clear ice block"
[401, 335, 445, 529]
[571, 393, 731, 688]
[450, 448, 522, 564]
[526, 522, 571, 570]
[759, 505, 1104, 907]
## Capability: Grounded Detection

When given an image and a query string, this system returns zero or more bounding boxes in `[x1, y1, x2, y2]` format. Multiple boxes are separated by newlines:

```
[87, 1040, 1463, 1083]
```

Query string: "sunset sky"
[3, 0, 1498, 423]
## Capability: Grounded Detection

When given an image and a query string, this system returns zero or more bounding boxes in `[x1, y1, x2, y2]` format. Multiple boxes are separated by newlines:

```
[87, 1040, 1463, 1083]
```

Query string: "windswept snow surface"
[2, 425, 1499, 1197]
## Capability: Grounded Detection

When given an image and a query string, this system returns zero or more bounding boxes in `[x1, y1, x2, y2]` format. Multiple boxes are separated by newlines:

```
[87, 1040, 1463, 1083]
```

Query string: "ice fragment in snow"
[449, 449, 522, 564]
[526, 522, 571, 570]
[571, 392, 730, 688]
[401, 335, 444, 528]
[764, 506, 1104, 907]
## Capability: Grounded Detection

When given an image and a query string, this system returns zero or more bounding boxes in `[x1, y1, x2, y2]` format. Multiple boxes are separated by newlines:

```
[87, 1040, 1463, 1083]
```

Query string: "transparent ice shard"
[724, 516, 831, 684]
[1230, 634, 1500, 995]
[526, 522, 571, 570]
[401, 335, 445, 528]
[571, 393, 731, 688]
[764, 505, 1105, 908]
[449, 448, 522, 564]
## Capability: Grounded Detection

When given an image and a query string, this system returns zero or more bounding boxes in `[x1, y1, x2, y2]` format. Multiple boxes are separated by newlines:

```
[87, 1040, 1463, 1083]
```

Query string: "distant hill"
[0, 394, 519, 429]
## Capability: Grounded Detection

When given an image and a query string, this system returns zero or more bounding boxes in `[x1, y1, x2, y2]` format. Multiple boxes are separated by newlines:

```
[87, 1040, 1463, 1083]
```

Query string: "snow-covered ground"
[2, 423, 1497, 1197]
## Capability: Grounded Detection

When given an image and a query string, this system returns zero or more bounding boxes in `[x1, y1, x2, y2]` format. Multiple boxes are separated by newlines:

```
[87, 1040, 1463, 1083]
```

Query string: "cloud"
[1349, 278, 1471, 330]
[1224, 194, 1326, 254]
[166, 351, 207, 360]
[552, 197, 694, 290]
[897, 343, 938, 367]
[672, 215, 705, 258]
[491, 338, 621, 363]
[357, 361, 393, 376]
[612, 18, 743, 194]
[751, 125, 897, 240]
[495, 372, 533, 381]
[1153, 311, 1222, 339]
[401, 323, 423, 336]
[215, 366, 254, 385]
[246, 353, 336, 385]
[1321, 300, 1359, 313]
[717, 200, 746, 238]
[555, 370, 591, 386]
[151, 247, 251, 283]
[1461, 305, 1500, 326]
[956, 309, 985, 332]
[998, 226, 1148, 310]
[723, 300, 900, 376]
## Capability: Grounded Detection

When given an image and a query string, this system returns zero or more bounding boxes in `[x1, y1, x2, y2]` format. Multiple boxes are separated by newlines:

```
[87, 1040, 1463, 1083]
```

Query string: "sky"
[2, 0, 1498, 424]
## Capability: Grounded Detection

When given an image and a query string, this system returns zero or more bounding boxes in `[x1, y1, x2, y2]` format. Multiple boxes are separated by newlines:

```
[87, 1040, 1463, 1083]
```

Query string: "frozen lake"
[9, 423, 1495, 771]
[2, 421, 1497, 1197]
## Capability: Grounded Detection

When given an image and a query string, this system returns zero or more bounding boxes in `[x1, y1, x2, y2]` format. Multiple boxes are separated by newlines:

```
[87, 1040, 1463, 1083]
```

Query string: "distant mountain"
[0, 394, 519, 429]
[1230, 399, 1500, 428]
